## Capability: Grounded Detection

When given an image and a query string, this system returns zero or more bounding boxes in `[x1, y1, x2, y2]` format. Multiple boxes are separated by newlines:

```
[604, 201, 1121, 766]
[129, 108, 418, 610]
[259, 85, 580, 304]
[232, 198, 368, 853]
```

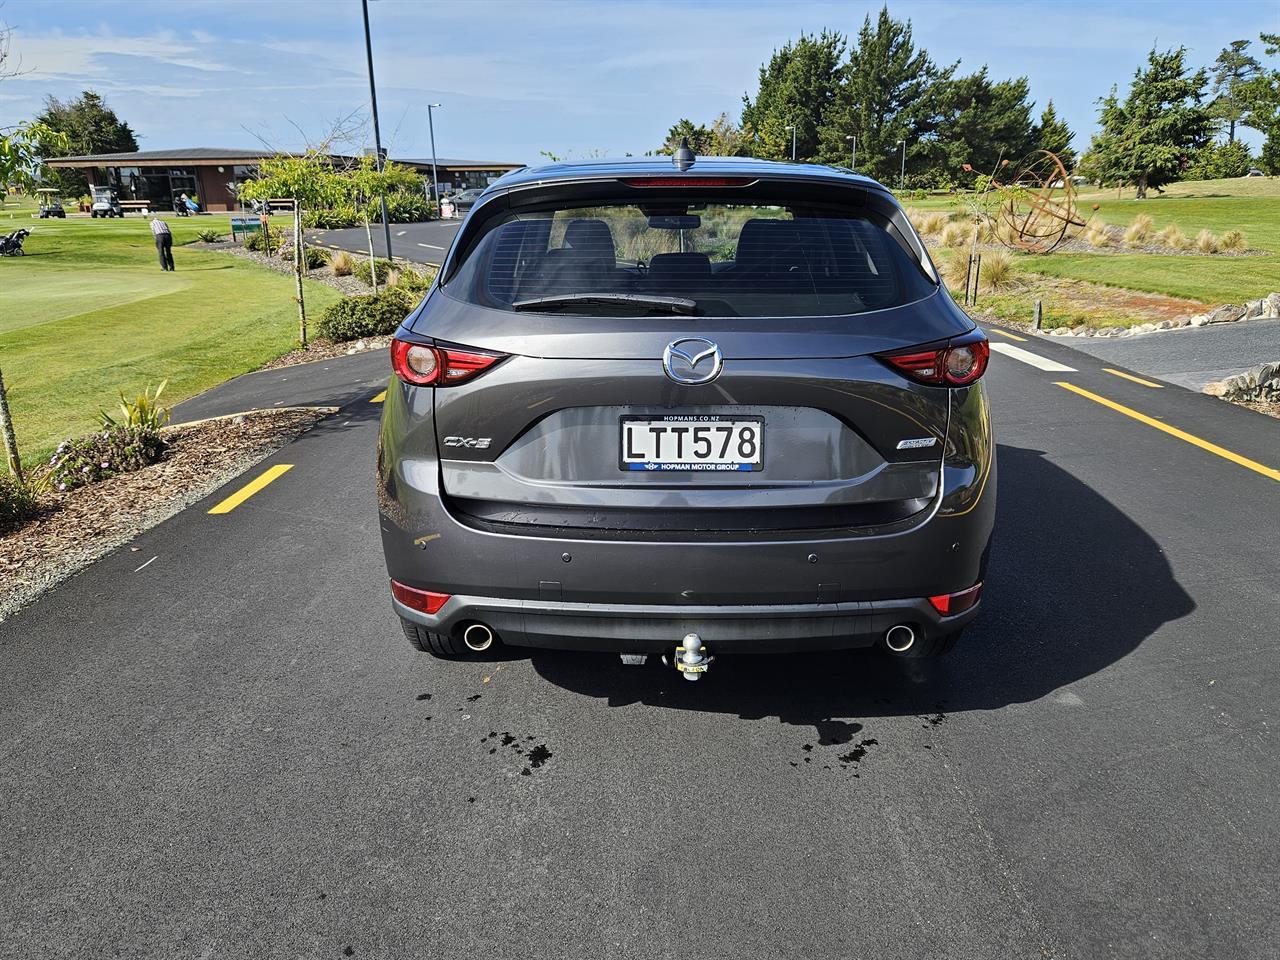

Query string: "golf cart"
[90, 185, 124, 219]
[36, 188, 66, 219]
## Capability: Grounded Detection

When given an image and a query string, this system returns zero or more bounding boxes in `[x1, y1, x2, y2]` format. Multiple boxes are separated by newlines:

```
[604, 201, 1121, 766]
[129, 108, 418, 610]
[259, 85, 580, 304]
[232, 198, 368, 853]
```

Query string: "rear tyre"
[400, 617, 470, 659]
[884, 628, 962, 659]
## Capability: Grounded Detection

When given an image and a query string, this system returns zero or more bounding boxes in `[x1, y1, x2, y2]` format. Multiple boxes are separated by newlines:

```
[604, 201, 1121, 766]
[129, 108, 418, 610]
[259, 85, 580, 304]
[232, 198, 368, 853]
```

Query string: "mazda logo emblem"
[662, 338, 723, 385]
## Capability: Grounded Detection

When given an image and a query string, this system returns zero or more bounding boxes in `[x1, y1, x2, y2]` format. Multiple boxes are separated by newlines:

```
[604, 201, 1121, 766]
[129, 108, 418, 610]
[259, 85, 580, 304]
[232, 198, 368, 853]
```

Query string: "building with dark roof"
[45, 148, 525, 212]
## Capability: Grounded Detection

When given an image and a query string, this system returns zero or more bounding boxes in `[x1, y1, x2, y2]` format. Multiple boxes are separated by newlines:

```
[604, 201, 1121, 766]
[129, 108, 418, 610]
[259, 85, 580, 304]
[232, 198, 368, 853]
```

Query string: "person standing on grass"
[150, 217, 174, 271]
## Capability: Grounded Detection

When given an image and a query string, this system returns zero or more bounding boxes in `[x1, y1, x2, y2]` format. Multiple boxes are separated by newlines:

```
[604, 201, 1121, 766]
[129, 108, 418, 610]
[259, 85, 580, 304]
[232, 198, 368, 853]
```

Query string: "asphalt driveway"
[3, 326, 1278, 958]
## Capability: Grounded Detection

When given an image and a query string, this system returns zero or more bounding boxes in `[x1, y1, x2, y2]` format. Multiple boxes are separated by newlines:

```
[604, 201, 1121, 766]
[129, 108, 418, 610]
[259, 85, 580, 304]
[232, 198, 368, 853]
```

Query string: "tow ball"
[674, 633, 713, 681]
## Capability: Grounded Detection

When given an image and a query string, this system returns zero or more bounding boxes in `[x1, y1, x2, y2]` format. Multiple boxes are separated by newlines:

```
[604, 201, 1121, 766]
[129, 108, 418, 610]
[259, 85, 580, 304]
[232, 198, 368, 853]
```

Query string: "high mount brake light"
[621, 177, 755, 188]
[928, 582, 983, 616]
[879, 334, 989, 387]
[391, 338, 504, 387]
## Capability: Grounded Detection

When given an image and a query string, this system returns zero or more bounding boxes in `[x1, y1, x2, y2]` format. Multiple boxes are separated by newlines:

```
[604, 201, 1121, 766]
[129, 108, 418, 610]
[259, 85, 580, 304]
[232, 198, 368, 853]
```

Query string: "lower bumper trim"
[391, 594, 979, 654]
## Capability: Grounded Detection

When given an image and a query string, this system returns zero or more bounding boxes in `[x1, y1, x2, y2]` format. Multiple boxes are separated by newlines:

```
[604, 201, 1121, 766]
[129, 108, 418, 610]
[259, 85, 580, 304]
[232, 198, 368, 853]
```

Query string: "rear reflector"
[391, 580, 451, 615]
[621, 177, 755, 188]
[391, 337, 505, 387]
[928, 582, 982, 616]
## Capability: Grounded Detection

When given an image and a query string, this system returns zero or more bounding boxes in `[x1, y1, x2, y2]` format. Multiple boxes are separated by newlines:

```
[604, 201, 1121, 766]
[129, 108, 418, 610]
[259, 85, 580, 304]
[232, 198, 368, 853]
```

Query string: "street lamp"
[361, 0, 393, 260]
[427, 103, 442, 218]
[785, 124, 797, 161]
[845, 134, 856, 171]
[898, 139, 907, 189]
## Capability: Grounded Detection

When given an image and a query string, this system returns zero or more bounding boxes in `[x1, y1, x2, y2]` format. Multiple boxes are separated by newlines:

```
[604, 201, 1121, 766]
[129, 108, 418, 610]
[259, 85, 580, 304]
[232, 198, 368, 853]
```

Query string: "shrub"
[1219, 229, 1247, 252]
[244, 223, 283, 252]
[353, 257, 395, 286]
[1123, 214, 1153, 246]
[44, 427, 167, 493]
[1155, 225, 1189, 250]
[941, 251, 971, 289]
[1193, 229, 1219, 254]
[394, 265, 435, 295]
[939, 222, 968, 247]
[330, 250, 354, 276]
[303, 203, 360, 230]
[303, 246, 330, 270]
[315, 291, 410, 342]
[196, 228, 224, 243]
[0, 474, 41, 530]
[99, 381, 170, 432]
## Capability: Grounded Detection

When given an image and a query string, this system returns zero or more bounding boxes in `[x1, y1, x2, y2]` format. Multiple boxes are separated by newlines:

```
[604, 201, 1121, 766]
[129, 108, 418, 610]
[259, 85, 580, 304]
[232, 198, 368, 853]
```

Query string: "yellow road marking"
[370, 390, 387, 403]
[207, 464, 295, 514]
[1055, 383, 1280, 482]
[988, 327, 1027, 342]
[1103, 368, 1163, 389]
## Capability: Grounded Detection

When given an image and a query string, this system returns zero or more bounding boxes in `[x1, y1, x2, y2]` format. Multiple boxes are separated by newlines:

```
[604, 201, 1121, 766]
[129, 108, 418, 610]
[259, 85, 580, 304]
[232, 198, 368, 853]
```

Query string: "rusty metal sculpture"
[989, 150, 1086, 254]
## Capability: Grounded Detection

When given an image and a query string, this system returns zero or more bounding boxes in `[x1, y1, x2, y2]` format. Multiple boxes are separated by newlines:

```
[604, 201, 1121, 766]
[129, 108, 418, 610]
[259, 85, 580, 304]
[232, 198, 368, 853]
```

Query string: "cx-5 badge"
[663, 338, 723, 385]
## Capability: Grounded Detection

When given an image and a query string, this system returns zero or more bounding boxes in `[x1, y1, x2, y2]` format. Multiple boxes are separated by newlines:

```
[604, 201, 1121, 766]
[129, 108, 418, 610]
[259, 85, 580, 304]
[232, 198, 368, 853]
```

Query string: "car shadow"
[530, 444, 1195, 727]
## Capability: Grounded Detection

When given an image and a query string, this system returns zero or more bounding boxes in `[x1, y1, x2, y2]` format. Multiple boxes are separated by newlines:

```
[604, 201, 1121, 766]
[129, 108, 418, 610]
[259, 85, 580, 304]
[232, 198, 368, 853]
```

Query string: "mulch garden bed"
[259, 335, 393, 371]
[0, 408, 331, 623]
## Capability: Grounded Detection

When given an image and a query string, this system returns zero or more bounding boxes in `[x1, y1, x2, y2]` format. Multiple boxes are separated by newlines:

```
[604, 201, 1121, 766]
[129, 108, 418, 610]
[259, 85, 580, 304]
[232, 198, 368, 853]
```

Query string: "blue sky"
[2, 0, 1276, 164]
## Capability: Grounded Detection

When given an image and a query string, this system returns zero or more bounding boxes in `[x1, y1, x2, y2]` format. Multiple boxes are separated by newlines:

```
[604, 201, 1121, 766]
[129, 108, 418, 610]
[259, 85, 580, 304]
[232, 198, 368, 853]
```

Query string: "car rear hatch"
[408, 171, 973, 536]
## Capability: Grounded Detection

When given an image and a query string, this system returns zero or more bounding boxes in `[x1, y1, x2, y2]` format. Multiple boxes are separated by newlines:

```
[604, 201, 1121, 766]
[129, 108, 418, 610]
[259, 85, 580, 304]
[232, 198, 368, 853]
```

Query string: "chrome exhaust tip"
[884, 624, 916, 653]
[462, 623, 496, 652]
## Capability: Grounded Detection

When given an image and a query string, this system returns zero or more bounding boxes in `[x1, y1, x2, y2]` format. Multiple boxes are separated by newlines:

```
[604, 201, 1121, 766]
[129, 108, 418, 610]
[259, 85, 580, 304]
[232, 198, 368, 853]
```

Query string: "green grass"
[908, 176, 1280, 310]
[0, 214, 341, 464]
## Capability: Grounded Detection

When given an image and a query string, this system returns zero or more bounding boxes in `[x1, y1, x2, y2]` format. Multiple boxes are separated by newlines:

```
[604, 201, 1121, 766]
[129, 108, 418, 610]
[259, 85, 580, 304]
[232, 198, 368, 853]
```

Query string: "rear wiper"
[510, 293, 698, 315]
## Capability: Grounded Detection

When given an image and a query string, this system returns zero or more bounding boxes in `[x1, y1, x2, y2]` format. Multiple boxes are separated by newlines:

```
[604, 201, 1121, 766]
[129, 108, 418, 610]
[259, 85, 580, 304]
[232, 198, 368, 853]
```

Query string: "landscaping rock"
[1244, 299, 1264, 320]
[1203, 361, 1280, 401]
[1207, 304, 1247, 324]
[1155, 319, 1178, 330]
[1133, 322, 1158, 334]
[1189, 313, 1212, 327]
[1264, 293, 1280, 319]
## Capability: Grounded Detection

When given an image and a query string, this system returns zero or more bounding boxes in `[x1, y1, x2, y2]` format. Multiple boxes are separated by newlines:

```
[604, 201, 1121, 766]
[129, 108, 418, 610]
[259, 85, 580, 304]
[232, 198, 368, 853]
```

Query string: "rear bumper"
[392, 593, 981, 653]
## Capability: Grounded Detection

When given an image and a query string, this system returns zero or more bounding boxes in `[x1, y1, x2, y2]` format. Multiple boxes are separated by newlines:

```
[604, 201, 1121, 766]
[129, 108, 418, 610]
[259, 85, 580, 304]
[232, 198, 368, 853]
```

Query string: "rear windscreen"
[444, 199, 937, 317]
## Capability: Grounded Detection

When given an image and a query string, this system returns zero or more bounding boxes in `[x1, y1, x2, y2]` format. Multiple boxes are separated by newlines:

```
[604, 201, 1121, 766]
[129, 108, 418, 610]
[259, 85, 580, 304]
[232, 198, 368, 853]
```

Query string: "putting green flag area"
[0, 215, 341, 462]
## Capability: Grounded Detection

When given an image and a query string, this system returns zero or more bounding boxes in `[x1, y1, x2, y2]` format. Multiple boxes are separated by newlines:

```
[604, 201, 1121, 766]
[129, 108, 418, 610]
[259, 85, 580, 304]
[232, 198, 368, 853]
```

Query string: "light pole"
[361, 0, 393, 260]
[845, 134, 856, 171]
[898, 139, 907, 190]
[785, 124, 796, 161]
[427, 103, 441, 218]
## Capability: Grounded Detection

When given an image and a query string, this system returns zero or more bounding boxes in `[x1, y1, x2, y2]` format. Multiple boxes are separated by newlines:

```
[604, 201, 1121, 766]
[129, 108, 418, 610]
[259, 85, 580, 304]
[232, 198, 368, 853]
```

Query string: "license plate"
[620, 415, 764, 471]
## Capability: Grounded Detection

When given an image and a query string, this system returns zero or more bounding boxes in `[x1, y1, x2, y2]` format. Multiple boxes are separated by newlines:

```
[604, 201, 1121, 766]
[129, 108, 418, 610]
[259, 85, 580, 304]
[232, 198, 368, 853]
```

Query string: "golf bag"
[0, 229, 30, 256]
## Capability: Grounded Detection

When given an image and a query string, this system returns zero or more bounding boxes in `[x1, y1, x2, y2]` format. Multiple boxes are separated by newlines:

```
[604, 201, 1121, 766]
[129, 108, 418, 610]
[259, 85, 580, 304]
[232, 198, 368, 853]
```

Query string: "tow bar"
[674, 633, 713, 681]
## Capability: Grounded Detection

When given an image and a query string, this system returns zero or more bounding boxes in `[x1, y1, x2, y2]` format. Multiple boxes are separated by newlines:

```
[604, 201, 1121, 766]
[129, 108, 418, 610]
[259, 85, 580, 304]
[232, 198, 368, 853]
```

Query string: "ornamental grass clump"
[1082, 222, 1112, 248]
[939, 222, 968, 247]
[980, 249, 1017, 289]
[1218, 229, 1247, 252]
[0, 473, 41, 531]
[1123, 213, 1154, 246]
[330, 250, 354, 276]
[1194, 229, 1220, 254]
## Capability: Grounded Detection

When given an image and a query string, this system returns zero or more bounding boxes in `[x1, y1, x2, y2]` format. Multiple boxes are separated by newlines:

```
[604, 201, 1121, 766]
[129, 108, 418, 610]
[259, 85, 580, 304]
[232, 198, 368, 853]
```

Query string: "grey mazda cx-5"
[378, 151, 994, 673]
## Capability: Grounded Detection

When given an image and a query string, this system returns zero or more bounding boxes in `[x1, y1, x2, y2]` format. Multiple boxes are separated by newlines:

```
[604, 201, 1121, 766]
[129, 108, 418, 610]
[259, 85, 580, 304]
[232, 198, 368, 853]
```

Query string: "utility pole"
[427, 103, 442, 218]
[845, 134, 856, 171]
[785, 124, 796, 161]
[361, 0, 393, 261]
[898, 139, 907, 189]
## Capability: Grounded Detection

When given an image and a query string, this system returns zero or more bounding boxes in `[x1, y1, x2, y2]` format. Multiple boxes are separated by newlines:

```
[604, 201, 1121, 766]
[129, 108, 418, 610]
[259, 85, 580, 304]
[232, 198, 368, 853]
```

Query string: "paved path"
[309, 219, 461, 265]
[1042, 317, 1280, 390]
[3, 327, 1279, 958]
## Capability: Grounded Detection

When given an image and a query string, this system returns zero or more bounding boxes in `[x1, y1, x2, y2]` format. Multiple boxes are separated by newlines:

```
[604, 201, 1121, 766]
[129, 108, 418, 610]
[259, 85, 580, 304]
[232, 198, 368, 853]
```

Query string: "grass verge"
[0, 214, 341, 463]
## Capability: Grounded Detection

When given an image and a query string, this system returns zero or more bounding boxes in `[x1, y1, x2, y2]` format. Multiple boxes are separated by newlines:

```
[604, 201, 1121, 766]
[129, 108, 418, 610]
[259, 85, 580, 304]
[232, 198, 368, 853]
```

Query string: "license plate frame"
[619, 415, 765, 472]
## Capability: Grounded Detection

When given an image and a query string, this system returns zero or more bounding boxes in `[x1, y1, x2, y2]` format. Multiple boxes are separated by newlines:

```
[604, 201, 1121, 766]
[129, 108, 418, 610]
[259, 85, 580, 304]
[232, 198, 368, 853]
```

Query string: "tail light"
[391, 337, 504, 386]
[879, 332, 989, 387]
[391, 580, 451, 615]
[928, 582, 982, 616]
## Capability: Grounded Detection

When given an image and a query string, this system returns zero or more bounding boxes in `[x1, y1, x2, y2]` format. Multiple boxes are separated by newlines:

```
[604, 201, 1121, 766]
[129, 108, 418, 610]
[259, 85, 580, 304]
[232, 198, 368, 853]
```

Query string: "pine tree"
[1033, 100, 1076, 168]
[1209, 40, 1262, 143]
[927, 69, 1037, 178]
[1086, 47, 1211, 198]
[1240, 33, 1280, 174]
[816, 7, 950, 183]
[741, 31, 845, 161]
